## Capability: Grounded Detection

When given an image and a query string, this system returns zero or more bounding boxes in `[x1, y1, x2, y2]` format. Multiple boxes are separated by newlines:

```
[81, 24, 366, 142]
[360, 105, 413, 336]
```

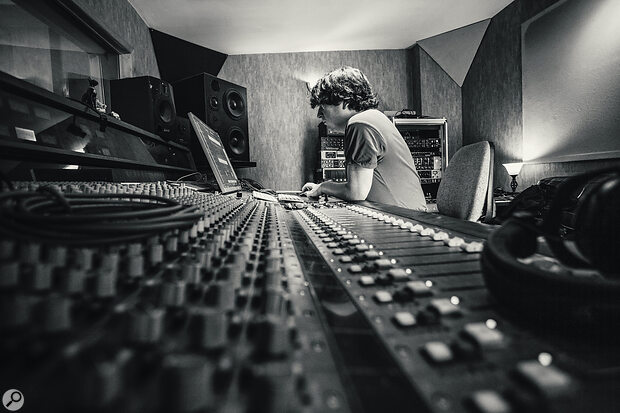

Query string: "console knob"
[182, 262, 202, 284]
[126, 254, 144, 278]
[219, 262, 243, 289]
[128, 306, 165, 344]
[263, 288, 287, 317]
[263, 270, 283, 289]
[28, 262, 53, 292]
[254, 315, 290, 359]
[148, 242, 164, 268]
[160, 354, 213, 413]
[60, 267, 86, 295]
[40, 294, 72, 333]
[46, 245, 67, 267]
[264, 256, 281, 273]
[161, 280, 186, 307]
[208, 281, 236, 311]
[73, 248, 94, 270]
[244, 364, 293, 413]
[95, 269, 117, 298]
[193, 308, 228, 350]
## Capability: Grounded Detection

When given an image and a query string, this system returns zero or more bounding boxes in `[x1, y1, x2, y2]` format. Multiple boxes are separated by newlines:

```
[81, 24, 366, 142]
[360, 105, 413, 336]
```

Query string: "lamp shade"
[503, 162, 523, 176]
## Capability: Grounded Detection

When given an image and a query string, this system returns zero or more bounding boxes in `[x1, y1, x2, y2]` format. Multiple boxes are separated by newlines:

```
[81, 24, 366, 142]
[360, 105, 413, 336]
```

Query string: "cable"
[239, 178, 268, 192]
[175, 172, 203, 182]
[0, 189, 204, 246]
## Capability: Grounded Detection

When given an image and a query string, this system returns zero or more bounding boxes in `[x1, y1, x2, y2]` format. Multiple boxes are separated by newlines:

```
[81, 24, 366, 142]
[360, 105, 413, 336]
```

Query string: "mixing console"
[1, 182, 619, 413]
[0, 182, 349, 413]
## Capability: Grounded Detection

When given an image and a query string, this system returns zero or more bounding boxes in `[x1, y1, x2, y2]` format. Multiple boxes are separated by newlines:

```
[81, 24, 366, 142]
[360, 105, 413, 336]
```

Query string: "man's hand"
[301, 182, 321, 197]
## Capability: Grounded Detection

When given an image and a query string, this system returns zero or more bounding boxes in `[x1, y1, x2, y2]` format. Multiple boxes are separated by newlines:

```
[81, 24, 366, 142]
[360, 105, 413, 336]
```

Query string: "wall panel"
[418, 46, 462, 160]
[74, 0, 160, 78]
[462, 1, 522, 190]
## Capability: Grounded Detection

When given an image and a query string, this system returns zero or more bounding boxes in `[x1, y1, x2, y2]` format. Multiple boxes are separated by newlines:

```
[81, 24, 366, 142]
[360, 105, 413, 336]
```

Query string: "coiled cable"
[0, 186, 204, 246]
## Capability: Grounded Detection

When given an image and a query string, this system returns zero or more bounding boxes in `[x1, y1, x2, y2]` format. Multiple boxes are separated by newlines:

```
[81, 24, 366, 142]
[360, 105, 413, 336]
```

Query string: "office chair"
[436, 141, 495, 223]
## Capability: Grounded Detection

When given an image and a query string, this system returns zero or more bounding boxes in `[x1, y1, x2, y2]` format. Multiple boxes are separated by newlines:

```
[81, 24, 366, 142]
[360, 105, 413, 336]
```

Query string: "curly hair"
[309, 66, 379, 112]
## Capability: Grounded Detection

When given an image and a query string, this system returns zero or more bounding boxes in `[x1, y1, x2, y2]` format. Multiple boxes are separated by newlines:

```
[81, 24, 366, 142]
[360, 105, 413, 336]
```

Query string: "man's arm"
[302, 164, 373, 201]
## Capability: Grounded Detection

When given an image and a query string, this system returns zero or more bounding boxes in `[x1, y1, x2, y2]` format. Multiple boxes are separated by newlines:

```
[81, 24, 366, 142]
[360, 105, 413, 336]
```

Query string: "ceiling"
[128, 0, 514, 55]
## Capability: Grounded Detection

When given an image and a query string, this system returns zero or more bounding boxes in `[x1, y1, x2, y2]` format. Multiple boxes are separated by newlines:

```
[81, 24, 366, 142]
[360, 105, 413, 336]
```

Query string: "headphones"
[481, 168, 620, 333]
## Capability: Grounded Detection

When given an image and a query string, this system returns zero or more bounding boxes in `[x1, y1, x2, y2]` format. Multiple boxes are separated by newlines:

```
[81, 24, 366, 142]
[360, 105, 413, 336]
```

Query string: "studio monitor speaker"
[110, 76, 176, 140]
[173, 73, 249, 162]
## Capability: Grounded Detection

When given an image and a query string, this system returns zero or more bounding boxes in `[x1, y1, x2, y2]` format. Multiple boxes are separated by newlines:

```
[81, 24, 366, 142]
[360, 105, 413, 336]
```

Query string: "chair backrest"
[436, 141, 495, 222]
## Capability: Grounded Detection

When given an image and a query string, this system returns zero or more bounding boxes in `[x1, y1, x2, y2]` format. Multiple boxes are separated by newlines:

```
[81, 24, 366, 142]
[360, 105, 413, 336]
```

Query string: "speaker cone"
[159, 100, 174, 124]
[209, 96, 219, 109]
[227, 127, 247, 156]
[224, 89, 245, 119]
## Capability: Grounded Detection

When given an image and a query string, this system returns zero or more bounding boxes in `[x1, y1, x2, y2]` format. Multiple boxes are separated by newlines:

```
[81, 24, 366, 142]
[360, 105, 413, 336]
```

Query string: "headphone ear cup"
[542, 173, 597, 268]
[574, 174, 620, 274]
[499, 215, 538, 258]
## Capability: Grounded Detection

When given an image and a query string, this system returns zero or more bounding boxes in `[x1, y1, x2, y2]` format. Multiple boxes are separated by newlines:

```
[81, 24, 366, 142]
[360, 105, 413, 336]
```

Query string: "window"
[0, 0, 123, 108]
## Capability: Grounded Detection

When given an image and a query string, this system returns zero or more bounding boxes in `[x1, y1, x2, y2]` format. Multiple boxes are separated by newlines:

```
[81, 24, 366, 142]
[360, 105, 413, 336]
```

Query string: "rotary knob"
[192, 308, 228, 350]
[181, 262, 202, 284]
[73, 248, 94, 270]
[160, 354, 213, 413]
[263, 288, 288, 317]
[161, 280, 187, 307]
[60, 267, 86, 295]
[128, 306, 165, 344]
[210, 281, 236, 311]
[243, 363, 294, 413]
[27, 262, 53, 292]
[253, 315, 291, 359]
[94, 268, 117, 298]
[40, 294, 72, 333]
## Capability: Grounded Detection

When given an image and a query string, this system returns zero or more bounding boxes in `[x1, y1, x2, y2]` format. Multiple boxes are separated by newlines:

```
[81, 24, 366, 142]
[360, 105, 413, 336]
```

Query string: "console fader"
[293, 203, 620, 413]
[1, 183, 619, 413]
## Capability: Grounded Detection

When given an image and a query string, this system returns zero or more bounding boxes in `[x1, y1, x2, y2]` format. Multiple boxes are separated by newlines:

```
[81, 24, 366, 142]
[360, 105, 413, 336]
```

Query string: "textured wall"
[519, 158, 620, 189]
[521, 0, 620, 163]
[462, 1, 522, 191]
[417, 46, 462, 160]
[461, 0, 619, 191]
[74, 0, 160, 78]
[219, 50, 412, 190]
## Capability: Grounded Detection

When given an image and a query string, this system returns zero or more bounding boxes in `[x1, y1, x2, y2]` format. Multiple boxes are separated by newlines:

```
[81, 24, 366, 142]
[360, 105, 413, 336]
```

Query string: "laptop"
[188, 112, 309, 205]
[188, 112, 242, 194]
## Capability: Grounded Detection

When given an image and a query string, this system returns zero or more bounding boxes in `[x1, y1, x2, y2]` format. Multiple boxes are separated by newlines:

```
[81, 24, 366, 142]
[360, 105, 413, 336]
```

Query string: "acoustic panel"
[418, 19, 490, 87]
[149, 29, 227, 84]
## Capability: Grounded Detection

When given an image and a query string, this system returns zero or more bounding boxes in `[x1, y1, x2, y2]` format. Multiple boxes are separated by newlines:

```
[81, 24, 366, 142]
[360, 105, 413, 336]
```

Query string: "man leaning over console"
[302, 66, 427, 212]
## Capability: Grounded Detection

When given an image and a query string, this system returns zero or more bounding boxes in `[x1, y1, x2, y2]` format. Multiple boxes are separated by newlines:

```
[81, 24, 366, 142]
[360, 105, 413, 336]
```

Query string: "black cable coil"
[0, 186, 204, 246]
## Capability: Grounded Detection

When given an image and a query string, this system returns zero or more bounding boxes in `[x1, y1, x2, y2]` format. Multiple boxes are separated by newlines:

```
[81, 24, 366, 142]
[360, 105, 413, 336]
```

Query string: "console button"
[422, 341, 454, 364]
[393, 311, 416, 328]
[469, 390, 512, 413]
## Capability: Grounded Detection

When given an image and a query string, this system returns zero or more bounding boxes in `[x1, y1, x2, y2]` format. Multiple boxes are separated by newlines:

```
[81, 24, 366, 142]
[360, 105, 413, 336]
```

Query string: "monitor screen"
[188, 112, 241, 194]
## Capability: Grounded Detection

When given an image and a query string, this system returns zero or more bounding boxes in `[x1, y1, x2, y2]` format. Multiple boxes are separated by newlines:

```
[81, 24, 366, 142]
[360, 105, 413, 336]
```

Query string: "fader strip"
[291, 203, 617, 413]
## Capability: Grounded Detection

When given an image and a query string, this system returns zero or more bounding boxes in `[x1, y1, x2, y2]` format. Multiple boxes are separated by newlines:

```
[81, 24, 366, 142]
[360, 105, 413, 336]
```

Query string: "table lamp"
[503, 162, 523, 193]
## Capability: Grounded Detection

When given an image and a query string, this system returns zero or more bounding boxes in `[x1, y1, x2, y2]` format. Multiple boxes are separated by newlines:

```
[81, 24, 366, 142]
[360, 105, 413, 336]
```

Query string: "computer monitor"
[188, 112, 241, 194]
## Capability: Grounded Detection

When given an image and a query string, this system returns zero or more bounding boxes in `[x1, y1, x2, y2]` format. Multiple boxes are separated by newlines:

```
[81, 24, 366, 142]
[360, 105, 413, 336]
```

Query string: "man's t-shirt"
[345, 109, 427, 211]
